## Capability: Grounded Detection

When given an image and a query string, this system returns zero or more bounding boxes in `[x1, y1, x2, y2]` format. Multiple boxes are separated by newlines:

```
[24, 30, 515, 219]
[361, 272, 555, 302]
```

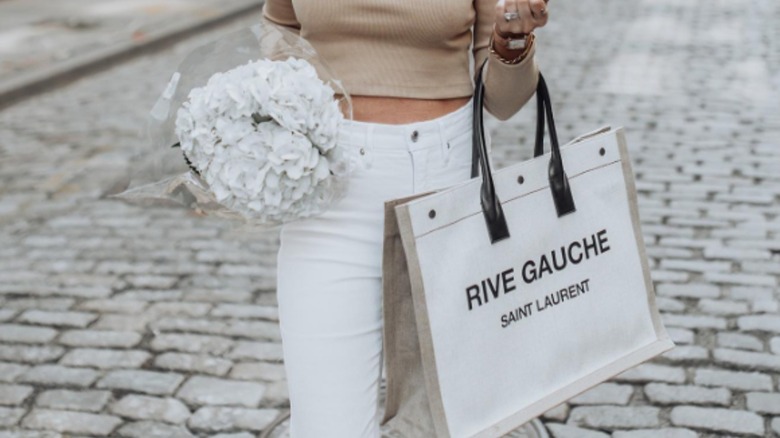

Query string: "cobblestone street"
[0, 0, 779, 436]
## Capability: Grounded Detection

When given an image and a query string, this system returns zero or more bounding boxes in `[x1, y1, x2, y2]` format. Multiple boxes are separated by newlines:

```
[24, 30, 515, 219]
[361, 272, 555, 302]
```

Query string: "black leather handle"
[471, 61, 576, 244]
[471, 59, 510, 243]
[534, 74, 576, 216]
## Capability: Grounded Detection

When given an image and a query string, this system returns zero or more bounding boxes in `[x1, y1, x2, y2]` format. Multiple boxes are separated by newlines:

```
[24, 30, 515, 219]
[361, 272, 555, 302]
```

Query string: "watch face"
[507, 39, 527, 50]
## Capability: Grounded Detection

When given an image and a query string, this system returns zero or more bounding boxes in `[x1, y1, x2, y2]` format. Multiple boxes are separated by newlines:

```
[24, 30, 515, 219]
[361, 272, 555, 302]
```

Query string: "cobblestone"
[146, 302, 212, 318]
[738, 315, 780, 333]
[0, 346, 64, 364]
[34, 389, 111, 412]
[150, 333, 235, 355]
[91, 314, 151, 331]
[0, 325, 58, 344]
[699, 299, 751, 316]
[227, 341, 284, 362]
[0, 310, 17, 322]
[176, 376, 265, 408]
[16, 310, 97, 328]
[109, 395, 191, 424]
[96, 370, 185, 396]
[187, 407, 278, 433]
[694, 368, 774, 392]
[0, 407, 27, 427]
[567, 406, 660, 430]
[614, 364, 686, 384]
[716, 332, 765, 351]
[211, 304, 278, 320]
[713, 348, 780, 372]
[661, 345, 709, 363]
[17, 365, 99, 387]
[662, 314, 728, 330]
[771, 337, 780, 354]
[58, 348, 151, 369]
[57, 329, 142, 348]
[670, 406, 765, 436]
[229, 362, 286, 382]
[545, 423, 608, 438]
[643, 383, 731, 406]
[568, 383, 633, 406]
[211, 433, 255, 438]
[76, 299, 147, 314]
[0, 384, 34, 406]
[20, 409, 122, 435]
[665, 328, 694, 345]
[0, 363, 30, 383]
[745, 392, 780, 415]
[154, 352, 233, 376]
[612, 430, 697, 438]
[0, 430, 62, 438]
[115, 421, 196, 438]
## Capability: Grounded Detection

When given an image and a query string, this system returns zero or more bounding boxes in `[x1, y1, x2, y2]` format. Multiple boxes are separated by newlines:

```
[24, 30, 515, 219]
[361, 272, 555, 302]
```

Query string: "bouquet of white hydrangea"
[173, 57, 347, 222]
[110, 22, 353, 227]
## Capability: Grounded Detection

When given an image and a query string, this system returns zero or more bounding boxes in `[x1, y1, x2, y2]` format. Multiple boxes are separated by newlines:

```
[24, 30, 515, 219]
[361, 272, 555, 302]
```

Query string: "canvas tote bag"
[379, 63, 675, 438]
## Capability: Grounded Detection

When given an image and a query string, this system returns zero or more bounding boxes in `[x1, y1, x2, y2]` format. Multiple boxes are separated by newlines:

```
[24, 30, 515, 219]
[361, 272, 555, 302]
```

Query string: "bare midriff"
[335, 94, 471, 124]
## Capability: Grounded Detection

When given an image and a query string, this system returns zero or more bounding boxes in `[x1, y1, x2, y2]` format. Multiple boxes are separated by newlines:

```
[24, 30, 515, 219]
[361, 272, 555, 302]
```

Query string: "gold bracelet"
[489, 32, 535, 65]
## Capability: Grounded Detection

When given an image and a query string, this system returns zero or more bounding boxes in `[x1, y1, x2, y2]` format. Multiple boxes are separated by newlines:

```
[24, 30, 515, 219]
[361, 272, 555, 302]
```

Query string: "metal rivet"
[599, 147, 605, 156]
[411, 130, 419, 142]
[517, 175, 524, 184]
[428, 209, 436, 219]
[359, 148, 366, 155]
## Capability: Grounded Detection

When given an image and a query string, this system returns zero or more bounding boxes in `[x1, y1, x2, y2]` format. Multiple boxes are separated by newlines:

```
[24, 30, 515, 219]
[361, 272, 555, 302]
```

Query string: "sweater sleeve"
[262, 0, 301, 35]
[473, 0, 539, 121]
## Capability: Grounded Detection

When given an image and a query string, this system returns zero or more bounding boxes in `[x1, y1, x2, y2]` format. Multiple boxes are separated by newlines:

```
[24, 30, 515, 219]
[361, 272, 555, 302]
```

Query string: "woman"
[263, 0, 549, 436]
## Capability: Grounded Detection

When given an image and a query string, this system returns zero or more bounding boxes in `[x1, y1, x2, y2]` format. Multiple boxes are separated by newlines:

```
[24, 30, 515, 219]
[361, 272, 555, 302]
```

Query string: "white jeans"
[276, 96, 480, 437]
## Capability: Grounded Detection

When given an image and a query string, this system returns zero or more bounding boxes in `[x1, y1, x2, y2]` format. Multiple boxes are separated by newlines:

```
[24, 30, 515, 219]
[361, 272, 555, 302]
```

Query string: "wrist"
[490, 28, 535, 64]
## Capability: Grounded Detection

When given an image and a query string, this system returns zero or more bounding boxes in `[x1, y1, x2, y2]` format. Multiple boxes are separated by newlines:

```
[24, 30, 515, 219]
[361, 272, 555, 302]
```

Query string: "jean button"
[411, 130, 419, 142]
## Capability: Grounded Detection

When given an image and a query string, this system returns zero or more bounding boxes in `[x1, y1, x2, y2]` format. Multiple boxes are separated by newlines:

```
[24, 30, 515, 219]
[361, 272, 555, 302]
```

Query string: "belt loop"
[363, 124, 375, 169]
[436, 119, 451, 164]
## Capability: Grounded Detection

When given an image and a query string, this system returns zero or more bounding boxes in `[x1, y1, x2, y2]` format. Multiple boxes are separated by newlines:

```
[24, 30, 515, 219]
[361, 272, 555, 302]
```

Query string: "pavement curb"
[0, 0, 263, 110]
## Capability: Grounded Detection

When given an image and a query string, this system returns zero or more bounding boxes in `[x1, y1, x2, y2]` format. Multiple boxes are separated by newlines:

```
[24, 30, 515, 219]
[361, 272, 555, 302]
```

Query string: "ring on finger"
[503, 11, 520, 21]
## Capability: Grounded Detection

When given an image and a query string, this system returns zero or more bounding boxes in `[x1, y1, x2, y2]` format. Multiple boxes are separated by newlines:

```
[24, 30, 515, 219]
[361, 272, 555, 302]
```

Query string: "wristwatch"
[493, 26, 532, 50]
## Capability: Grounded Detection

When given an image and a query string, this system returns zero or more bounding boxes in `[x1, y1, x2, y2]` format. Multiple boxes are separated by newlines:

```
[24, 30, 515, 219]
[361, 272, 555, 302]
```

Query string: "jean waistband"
[336, 95, 474, 152]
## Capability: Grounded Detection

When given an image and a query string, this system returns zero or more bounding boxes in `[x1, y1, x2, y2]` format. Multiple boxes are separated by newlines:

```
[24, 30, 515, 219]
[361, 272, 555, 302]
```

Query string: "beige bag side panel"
[395, 201, 452, 438]
[381, 197, 438, 436]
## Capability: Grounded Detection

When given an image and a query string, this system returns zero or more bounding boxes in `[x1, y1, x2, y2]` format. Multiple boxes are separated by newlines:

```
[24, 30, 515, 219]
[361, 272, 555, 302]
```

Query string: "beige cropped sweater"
[262, 0, 539, 121]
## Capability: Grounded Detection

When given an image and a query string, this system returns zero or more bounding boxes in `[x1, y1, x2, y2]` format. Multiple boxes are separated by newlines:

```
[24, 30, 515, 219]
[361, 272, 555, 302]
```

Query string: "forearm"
[477, 38, 539, 121]
[473, 0, 542, 121]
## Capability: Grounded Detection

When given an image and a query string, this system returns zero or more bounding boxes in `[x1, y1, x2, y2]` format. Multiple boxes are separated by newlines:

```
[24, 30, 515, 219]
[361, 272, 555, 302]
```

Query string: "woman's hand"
[494, 0, 549, 36]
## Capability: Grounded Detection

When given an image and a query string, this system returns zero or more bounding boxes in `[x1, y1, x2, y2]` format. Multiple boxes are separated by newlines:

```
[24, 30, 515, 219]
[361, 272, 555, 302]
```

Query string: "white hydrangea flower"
[174, 57, 346, 222]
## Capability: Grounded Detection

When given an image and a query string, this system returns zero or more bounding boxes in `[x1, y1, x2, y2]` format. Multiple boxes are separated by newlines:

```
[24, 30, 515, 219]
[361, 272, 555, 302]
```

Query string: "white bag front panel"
[399, 129, 670, 437]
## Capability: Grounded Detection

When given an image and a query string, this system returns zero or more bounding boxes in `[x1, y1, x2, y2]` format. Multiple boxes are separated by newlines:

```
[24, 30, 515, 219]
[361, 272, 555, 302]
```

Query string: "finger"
[496, 0, 526, 34]
[526, 0, 549, 27]
[500, 0, 530, 34]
